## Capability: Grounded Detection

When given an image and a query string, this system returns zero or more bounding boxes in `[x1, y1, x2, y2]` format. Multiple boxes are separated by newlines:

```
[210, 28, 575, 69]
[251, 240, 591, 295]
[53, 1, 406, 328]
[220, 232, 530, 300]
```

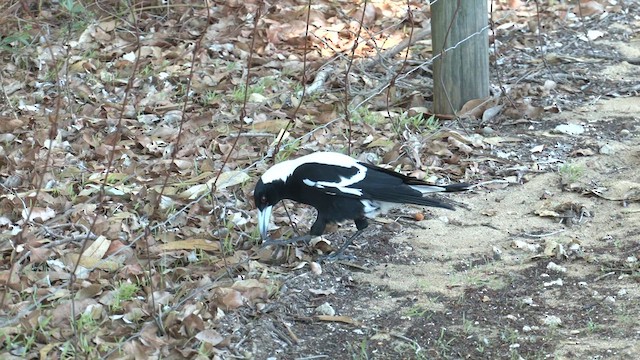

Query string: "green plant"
[250, 225, 261, 245]
[353, 107, 383, 125]
[226, 61, 241, 72]
[111, 281, 140, 311]
[404, 305, 430, 319]
[462, 312, 476, 334]
[559, 163, 584, 183]
[140, 63, 155, 77]
[176, 83, 188, 98]
[203, 90, 222, 105]
[221, 219, 235, 255]
[0, 31, 31, 52]
[434, 327, 454, 355]
[392, 113, 439, 135]
[275, 139, 302, 162]
[258, 76, 277, 90]
[347, 338, 369, 360]
[232, 84, 246, 102]
[60, 0, 85, 14]
[499, 327, 519, 344]
[59, 0, 94, 32]
[75, 312, 99, 353]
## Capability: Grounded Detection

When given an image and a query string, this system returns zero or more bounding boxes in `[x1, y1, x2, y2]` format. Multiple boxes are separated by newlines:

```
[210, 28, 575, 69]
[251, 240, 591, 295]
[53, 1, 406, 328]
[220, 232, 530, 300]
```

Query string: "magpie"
[254, 152, 469, 258]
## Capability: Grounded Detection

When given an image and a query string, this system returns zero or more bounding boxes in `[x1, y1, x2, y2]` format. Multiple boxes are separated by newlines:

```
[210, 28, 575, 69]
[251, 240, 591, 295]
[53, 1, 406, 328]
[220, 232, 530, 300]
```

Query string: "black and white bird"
[254, 152, 469, 257]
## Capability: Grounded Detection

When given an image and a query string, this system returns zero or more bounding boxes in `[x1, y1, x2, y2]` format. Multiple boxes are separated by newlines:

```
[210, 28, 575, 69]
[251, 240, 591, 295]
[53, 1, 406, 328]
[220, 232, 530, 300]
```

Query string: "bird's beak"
[258, 205, 273, 240]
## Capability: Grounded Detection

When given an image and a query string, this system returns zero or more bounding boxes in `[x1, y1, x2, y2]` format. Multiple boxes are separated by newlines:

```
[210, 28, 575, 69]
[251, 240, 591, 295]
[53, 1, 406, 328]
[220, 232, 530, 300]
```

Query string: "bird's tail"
[409, 183, 470, 194]
[405, 183, 470, 210]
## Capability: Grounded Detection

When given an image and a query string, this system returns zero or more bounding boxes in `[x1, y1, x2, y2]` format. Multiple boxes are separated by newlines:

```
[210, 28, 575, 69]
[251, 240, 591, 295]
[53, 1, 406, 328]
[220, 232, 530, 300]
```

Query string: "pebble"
[542, 315, 562, 326]
[599, 144, 615, 154]
[482, 126, 495, 135]
[492, 246, 502, 260]
[555, 123, 585, 135]
[314, 302, 335, 316]
[522, 297, 536, 306]
[547, 262, 567, 273]
[543, 278, 563, 287]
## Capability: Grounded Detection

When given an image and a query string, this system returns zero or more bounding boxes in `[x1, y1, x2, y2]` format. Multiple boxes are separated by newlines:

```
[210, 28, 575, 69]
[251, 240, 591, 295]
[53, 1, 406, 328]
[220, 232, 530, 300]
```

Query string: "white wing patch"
[361, 200, 396, 218]
[304, 177, 364, 196]
[409, 185, 447, 194]
[303, 179, 324, 188]
[261, 152, 361, 184]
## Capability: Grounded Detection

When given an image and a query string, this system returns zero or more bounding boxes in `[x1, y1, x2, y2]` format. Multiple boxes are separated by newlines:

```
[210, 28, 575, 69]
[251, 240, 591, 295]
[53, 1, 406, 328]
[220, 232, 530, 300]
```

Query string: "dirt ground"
[237, 96, 640, 359]
[2, 2, 640, 359]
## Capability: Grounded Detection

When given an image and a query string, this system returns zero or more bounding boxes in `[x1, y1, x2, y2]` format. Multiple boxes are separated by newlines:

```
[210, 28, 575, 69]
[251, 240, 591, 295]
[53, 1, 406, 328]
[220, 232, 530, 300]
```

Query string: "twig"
[521, 229, 566, 238]
[593, 271, 616, 282]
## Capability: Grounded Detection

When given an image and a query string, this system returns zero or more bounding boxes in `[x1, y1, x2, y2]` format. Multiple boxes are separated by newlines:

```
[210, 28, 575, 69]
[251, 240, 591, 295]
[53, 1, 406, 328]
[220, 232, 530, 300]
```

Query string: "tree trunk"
[432, 0, 489, 115]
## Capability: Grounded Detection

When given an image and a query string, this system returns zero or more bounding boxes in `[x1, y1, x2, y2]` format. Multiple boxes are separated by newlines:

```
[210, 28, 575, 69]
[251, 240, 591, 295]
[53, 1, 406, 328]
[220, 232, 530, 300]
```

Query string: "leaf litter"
[0, 0, 639, 358]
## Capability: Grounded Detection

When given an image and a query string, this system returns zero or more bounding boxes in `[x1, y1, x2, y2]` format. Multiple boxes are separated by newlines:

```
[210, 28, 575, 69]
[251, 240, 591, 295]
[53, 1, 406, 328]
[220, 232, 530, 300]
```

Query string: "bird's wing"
[354, 163, 468, 209]
[292, 161, 467, 209]
[294, 162, 367, 197]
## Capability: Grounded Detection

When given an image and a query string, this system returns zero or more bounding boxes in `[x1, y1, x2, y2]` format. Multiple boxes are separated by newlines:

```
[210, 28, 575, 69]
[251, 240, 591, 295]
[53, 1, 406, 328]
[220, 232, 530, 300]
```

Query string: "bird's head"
[254, 178, 285, 240]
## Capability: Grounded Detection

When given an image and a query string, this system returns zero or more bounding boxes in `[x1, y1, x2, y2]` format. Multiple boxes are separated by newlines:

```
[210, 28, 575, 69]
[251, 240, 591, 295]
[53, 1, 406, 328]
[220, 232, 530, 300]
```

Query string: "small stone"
[310, 262, 322, 275]
[547, 262, 567, 273]
[314, 302, 335, 316]
[543, 278, 563, 287]
[522, 297, 536, 306]
[555, 123, 585, 135]
[482, 126, 495, 135]
[620, 129, 631, 137]
[492, 246, 502, 260]
[163, 110, 183, 123]
[599, 144, 616, 154]
[617, 289, 627, 297]
[604, 296, 615, 304]
[249, 93, 267, 103]
[3, 174, 23, 188]
[542, 315, 562, 326]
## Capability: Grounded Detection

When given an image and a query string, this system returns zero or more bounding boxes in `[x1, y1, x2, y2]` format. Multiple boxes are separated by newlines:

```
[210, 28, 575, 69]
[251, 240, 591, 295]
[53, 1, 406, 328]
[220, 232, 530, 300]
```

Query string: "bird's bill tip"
[257, 205, 273, 240]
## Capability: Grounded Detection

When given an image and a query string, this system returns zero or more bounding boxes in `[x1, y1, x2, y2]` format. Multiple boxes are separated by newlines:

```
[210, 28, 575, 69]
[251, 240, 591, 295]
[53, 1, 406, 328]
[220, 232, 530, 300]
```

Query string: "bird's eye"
[261, 195, 267, 204]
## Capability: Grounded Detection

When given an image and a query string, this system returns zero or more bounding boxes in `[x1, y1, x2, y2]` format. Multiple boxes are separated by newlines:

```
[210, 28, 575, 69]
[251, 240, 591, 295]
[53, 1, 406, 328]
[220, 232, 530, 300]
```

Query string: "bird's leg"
[261, 212, 327, 247]
[319, 217, 369, 261]
[318, 229, 363, 261]
[261, 234, 312, 247]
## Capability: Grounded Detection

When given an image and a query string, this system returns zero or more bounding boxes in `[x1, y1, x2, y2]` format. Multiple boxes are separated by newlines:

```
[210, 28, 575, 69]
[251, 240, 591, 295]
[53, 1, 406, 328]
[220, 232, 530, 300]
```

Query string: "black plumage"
[254, 152, 469, 256]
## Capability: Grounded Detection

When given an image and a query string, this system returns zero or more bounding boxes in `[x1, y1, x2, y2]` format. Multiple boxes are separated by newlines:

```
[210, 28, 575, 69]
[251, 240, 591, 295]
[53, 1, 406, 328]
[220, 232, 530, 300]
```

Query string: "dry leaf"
[156, 239, 221, 252]
[195, 329, 225, 346]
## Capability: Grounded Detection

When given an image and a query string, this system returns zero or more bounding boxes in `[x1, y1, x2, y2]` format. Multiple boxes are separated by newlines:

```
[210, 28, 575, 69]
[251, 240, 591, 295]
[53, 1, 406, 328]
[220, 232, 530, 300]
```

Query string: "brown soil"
[238, 98, 640, 359]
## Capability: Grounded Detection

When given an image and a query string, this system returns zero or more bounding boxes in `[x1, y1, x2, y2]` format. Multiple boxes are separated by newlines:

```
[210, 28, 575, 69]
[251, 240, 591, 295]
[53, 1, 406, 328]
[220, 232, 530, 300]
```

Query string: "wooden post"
[431, 0, 489, 115]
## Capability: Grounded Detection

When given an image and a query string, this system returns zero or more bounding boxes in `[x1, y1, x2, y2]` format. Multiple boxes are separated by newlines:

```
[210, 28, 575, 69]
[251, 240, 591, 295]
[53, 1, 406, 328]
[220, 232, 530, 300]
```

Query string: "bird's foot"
[317, 251, 357, 262]
[261, 234, 312, 247]
[316, 230, 363, 262]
